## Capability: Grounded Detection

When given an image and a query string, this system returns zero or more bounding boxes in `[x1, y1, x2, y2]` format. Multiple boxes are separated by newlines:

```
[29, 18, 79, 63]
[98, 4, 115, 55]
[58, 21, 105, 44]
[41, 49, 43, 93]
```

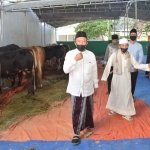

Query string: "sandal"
[72, 136, 80, 145]
[84, 131, 92, 138]
[108, 110, 116, 115]
[122, 115, 133, 121]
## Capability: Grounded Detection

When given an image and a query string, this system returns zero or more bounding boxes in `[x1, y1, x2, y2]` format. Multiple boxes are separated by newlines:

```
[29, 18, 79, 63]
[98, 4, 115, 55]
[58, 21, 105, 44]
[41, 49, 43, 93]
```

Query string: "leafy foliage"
[75, 18, 150, 40]
[75, 20, 114, 39]
[119, 18, 150, 37]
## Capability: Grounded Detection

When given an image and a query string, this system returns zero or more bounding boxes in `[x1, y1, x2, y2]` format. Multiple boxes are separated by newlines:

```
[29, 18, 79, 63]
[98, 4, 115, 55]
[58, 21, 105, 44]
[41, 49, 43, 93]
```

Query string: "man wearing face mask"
[101, 38, 150, 121]
[128, 29, 144, 100]
[63, 31, 98, 145]
[104, 34, 119, 95]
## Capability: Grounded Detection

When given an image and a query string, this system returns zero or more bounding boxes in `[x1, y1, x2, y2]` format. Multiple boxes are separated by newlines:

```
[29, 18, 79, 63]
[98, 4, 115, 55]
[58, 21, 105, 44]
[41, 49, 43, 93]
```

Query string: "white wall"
[56, 23, 78, 41]
[41, 23, 56, 46]
[0, 9, 56, 47]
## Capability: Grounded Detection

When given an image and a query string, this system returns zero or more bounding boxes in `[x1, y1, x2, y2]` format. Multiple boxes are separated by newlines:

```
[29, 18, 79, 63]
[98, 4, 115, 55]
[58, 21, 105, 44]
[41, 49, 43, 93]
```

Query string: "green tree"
[119, 17, 150, 38]
[75, 20, 114, 40]
[144, 24, 150, 36]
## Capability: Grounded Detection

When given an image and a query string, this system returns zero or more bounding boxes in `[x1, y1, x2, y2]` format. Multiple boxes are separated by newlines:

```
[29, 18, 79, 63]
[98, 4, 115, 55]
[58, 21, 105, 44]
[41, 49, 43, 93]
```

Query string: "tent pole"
[0, 0, 3, 46]
[25, 11, 29, 46]
[134, 0, 137, 28]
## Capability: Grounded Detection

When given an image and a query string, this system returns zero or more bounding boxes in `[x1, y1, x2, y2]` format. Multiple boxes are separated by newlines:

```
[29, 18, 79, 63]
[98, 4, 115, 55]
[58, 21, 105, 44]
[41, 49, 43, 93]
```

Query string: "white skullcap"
[119, 38, 128, 44]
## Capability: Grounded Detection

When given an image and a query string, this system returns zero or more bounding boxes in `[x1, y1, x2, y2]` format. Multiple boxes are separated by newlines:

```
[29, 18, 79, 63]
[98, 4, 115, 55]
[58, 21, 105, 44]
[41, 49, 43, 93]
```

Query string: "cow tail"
[59, 45, 67, 69]
[61, 45, 66, 61]
[30, 50, 37, 90]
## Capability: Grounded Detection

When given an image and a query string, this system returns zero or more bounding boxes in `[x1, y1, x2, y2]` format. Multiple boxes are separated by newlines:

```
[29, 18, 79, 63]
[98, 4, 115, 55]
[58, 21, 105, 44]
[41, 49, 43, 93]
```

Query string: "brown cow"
[22, 46, 45, 88]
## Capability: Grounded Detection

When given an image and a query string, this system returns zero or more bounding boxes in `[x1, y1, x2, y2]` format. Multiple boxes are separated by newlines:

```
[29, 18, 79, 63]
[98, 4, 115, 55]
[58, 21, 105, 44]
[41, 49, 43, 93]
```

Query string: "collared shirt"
[63, 48, 99, 97]
[104, 43, 119, 64]
[128, 41, 144, 72]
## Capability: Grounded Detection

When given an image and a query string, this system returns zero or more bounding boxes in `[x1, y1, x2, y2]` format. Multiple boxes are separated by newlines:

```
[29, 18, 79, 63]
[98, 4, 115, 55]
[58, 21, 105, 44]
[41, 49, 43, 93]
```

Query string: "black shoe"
[72, 136, 80, 145]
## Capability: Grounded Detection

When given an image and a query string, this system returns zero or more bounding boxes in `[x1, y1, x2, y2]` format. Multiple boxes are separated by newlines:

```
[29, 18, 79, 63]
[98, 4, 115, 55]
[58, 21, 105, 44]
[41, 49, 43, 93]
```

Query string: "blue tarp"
[1, 138, 150, 150]
[134, 56, 150, 105]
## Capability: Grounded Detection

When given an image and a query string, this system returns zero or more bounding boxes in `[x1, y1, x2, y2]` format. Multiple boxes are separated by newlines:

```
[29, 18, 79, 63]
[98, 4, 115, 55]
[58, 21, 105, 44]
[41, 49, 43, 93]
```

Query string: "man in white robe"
[101, 38, 150, 121]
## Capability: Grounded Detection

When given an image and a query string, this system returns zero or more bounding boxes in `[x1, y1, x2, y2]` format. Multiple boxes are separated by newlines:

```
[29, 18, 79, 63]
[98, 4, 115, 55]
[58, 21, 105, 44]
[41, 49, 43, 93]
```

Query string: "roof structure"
[2, 0, 150, 27]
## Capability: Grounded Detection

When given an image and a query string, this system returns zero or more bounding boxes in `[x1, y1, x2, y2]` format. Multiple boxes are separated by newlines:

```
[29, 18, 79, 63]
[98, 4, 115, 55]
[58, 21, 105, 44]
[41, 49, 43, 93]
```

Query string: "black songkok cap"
[130, 28, 137, 34]
[112, 34, 119, 40]
[75, 31, 87, 39]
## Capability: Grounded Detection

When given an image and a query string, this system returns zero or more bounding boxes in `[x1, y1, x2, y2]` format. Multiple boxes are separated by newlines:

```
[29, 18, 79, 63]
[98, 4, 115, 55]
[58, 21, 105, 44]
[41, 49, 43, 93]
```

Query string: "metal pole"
[126, 2, 129, 38]
[44, 22, 45, 46]
[114, 20, 115, 34]
[41, 22, 43, 46]
[0, 0, 4, 85]
[134, 0, 137, 28]
[127, 14, 128, 38]
[108, 19, 110, 40]
[25, 11, 29, 46]
[55, 28, 57, 43]
[0, 0, 3, 45]
[124, 17, 125, 37]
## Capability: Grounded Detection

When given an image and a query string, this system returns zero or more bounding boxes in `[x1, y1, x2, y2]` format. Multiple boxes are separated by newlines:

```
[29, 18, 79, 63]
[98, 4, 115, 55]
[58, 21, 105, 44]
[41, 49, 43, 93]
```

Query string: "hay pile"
[0, 73, 69, 131]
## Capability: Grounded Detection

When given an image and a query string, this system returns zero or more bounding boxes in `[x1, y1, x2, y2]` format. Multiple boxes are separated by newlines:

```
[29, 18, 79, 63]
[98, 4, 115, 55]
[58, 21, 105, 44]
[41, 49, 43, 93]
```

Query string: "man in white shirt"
[63, 31, 98, 145]
[101, 38, 150, 121]
[128, 29, 144, 99]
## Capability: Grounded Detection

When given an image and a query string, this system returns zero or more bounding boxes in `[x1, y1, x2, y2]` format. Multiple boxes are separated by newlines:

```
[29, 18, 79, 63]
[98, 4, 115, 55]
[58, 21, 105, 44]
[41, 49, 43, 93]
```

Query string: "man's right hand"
[74, 53, 83, 61]
[134, 69, 138, 72]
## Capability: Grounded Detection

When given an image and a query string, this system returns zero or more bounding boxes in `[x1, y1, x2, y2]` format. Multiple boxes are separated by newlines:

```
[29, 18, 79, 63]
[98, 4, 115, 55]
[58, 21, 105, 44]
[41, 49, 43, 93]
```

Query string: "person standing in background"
[103, 34, 119, 95]
[128, 29, 144, 100]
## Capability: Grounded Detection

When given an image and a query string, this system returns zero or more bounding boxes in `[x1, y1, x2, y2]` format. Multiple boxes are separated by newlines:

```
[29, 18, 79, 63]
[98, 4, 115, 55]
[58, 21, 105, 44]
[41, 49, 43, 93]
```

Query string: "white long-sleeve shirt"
[63, 48, 99, 97]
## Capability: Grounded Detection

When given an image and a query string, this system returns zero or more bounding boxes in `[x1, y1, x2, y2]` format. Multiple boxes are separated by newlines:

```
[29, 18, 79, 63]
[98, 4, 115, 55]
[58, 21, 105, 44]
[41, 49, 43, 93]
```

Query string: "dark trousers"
[107, 67, 113, 93]
[131, 71, 138, 96]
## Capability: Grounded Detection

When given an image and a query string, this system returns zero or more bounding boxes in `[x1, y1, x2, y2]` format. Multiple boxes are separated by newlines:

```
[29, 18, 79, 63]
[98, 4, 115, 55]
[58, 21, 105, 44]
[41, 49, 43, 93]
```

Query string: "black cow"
[0, 49, 35, 95]
[43, 45, 64, 60]
[0, 44, 22, 88]
[43, 45, 69, 70]
[0, 44, 20, 53]
[61, 44, 70, 53]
